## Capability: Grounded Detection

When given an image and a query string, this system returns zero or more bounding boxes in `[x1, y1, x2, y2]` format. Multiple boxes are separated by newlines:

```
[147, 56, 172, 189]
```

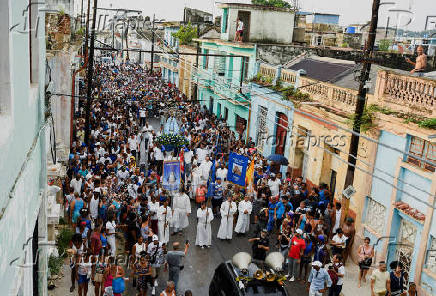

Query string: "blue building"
[0, 0, 49, 294]
[196, 2, 295, 141]
[160, 25, 180, 85]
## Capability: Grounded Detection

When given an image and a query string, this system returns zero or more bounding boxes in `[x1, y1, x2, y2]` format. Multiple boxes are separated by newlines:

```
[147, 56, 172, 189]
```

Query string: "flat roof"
[217, 3, 293, 13]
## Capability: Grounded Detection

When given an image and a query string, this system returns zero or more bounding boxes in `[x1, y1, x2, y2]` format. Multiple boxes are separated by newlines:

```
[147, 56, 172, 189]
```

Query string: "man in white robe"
[235, 195, 253, 235]
[172, 188, 191, 234]
[217, 196, 237, 240]
[195, 202, 214, 248]
[157, 199, 172, 244]
[199, 156, 213, 182]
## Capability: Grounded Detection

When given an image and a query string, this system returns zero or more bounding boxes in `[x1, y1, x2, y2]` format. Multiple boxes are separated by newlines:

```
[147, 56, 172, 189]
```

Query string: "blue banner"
[227, 152, 249, 186]
[162, 161, 181, 192]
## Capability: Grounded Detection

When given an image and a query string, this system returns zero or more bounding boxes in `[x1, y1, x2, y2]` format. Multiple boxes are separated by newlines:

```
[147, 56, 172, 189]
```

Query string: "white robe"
[217, 201, 237, 240]
[157, 206, 172, 244]
[172, 193, 191, 230]
[195, 207, 214, 246]
[199, 161, 213, 181]
[234, 200, 252, 234]
[191, 168, 202, 195]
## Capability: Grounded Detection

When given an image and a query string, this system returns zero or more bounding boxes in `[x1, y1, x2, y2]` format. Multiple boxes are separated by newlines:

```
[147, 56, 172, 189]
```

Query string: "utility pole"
[150, 14, 155, 74]
[84, 0, 91, 59]
[193, 23, 200, 101]
[84, 0, 98, 146]
[342, 0, 380, 218]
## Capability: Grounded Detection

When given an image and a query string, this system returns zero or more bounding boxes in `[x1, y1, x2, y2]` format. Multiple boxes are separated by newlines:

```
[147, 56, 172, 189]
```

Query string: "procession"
[59, 59, 367, 296]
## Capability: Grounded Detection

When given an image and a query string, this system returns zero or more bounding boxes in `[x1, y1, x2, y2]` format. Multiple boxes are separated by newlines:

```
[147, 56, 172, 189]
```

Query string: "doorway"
[209, 96, 214, 114]
[330, 170, 337, 200]
[275, 112, 288, 155]
[237, 11, 251, 42]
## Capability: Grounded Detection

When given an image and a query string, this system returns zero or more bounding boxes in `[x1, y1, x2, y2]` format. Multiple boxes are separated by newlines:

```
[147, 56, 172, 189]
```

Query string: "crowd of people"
[62, 60, 413, 296]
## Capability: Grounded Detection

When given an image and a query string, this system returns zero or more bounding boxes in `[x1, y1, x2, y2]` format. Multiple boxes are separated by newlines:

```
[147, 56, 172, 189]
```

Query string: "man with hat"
[307, 261, 332, 296]
[248, 229, 270, 264]
[148, 234, 165, 295]
[287, 228, 306, 282]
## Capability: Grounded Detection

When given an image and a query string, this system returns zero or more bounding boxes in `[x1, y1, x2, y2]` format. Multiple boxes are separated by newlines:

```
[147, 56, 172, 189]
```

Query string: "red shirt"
[288, 236, 306, 259]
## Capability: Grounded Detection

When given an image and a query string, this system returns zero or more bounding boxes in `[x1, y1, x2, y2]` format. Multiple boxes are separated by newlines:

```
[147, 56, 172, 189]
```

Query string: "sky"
[78, 0, 436, 32]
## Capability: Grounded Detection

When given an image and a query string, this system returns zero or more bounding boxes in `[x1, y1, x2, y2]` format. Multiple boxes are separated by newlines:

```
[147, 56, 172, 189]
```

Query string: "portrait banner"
[163, 161, 181, 192]
[227, 152, 249, 187]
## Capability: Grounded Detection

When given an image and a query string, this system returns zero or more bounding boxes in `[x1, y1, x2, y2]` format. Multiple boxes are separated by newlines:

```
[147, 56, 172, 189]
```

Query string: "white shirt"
[196, 148, 208, 164]
[106, 221, 116, 237]
[268, 178, 281, 197]
[128, 136, 138, 150]
[139, 108, 146, 118]
[237, 20, 244, 31]
[70, 178, 83, 194]
[153, 146, 164, 161]
[184, 150, 193, 164]
[216, 168, 228, 181]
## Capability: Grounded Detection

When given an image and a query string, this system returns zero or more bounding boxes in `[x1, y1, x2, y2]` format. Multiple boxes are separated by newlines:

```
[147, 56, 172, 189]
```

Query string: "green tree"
[251, 0, 292, 9]
[378, 39, 392, 51]
[171, 22, 198, 45]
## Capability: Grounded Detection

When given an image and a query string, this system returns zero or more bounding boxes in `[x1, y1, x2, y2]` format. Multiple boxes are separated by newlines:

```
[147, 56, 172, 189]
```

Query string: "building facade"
[255, 60, 436, 295]
[1, 0, 49, 295]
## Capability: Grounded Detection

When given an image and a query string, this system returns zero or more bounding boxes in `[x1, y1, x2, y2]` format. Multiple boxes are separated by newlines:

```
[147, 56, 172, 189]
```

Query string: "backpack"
[328, 268, 338, 286]
[328, 263, 342, 286]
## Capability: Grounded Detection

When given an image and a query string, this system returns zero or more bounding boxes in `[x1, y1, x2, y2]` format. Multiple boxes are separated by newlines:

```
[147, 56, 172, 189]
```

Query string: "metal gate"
[256, 106, 268, 153]
[394, 219, 417, 285]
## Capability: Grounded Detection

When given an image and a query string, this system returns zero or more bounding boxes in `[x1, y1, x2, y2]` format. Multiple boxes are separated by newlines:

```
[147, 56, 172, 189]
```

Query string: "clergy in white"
[172, 188, 191, 233]
[157, 199, 172, 244]
[217, 196, 237, 240]
[234, 195, 253, 234]
[199, 156, 213, 181]
[195, 202, 214, 248]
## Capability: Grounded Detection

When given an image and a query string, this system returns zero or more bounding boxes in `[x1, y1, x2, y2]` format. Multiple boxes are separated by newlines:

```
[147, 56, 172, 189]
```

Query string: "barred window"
[365, 197, 386, 234]
[407, 136, 435, 172]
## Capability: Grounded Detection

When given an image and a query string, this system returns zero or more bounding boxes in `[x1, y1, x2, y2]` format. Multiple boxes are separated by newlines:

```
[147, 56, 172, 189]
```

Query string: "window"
[203, 49, 209, 69]
[365, 197, 386, 234]
[408, 136, 435, 172]
[426, 236, 436, 274]
[256, 106, 268, 153]
[214, 52, 226, 76]
[0, 0, 11, 113]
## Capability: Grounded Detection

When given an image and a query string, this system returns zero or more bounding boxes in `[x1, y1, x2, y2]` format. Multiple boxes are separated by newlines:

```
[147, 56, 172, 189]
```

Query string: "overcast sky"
[83, 0, 435, 32]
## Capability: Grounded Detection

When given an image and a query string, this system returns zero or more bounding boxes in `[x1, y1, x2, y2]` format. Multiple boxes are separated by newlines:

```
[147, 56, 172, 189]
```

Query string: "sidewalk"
[341, 259, 371, 296]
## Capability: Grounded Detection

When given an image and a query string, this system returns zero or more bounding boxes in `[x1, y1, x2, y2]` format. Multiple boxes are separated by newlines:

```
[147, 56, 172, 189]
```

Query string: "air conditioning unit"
[342, 185, 356, 199]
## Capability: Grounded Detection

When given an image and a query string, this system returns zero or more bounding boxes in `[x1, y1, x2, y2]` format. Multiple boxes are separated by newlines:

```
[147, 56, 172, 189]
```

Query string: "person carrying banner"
[217, 195, 237, 240]
[234, 194, 253, 235]
[157, 198, 172, 244]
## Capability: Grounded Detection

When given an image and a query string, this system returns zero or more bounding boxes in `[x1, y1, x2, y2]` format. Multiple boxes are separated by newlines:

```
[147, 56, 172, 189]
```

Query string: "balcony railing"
[280, 69, 297, 84]
[299, 76, 358, 113]
[376, 70, 436, 117]
[259, 64, 276, 79]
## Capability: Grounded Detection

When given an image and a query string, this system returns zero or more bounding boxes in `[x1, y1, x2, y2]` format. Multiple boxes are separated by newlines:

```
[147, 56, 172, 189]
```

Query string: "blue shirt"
[308, 268, 332, 291]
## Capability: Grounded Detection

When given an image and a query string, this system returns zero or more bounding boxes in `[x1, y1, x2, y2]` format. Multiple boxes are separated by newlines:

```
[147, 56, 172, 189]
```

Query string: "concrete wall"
[0, 0, 48, 295]
[47, 51, 72, 159]
[222, 7, 294, 44]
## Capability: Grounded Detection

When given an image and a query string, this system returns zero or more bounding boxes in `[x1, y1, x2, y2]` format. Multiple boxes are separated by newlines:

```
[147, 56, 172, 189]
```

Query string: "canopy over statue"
[164, 115, 180, 135]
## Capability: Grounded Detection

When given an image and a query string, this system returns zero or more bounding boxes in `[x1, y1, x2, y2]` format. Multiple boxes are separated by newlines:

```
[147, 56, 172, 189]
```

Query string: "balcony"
[257, 63, 358, 113]
[376, 70, 436, 117]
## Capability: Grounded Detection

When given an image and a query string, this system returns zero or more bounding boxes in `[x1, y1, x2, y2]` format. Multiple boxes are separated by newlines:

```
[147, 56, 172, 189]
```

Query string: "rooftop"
[217, 3, 294, 13]
[286, 55, 412, 94]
